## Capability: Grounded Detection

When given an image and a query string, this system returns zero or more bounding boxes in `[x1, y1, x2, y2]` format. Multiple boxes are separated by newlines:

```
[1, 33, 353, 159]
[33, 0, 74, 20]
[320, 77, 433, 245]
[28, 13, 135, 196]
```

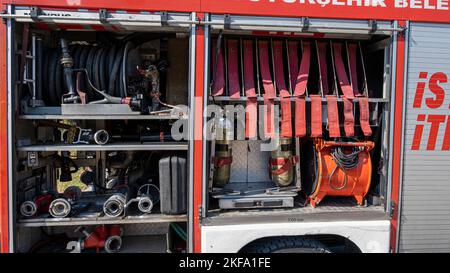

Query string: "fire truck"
[0, 0, 448, 253]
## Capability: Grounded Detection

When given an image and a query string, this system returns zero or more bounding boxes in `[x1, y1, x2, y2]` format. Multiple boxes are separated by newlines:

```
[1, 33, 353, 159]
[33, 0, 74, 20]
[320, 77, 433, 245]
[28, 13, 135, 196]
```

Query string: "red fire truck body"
[0, 0, 449, 253]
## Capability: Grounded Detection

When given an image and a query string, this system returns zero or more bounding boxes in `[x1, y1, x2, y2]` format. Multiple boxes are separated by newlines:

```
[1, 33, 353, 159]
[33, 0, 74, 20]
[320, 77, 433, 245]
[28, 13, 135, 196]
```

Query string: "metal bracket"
[224, 14, 231, 30]
[30, 6, 42, 22]
[301, 17, 310, 32]
[390, 200, 396, 218]
[27, 152, 39, 167]
[161, 11, 169, 26]
[99, 9, 108, 24]
[369, 20, 378, 33]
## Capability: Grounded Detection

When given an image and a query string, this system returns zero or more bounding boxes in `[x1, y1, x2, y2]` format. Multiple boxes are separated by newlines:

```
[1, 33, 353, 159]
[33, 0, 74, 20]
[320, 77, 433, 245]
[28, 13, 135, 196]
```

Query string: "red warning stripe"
[310, 95, 323, 137]
[211, 39, 225, 96]
[243, 40, 257, 139]
[273, 41, 292, 138]
[259, 41, 276, 138]
[292, 41, 311, 137]
[227, 39, 241, 99]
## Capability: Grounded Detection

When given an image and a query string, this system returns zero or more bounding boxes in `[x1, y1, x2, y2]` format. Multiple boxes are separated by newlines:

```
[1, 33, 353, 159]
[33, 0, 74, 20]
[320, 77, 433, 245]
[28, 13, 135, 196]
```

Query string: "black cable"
[329, 143, 363, 190]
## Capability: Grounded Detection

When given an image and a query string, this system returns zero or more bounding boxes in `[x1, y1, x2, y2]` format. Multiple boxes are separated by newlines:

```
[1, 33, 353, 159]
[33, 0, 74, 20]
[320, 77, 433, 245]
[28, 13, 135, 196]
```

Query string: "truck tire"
[244, 237, 331, 253]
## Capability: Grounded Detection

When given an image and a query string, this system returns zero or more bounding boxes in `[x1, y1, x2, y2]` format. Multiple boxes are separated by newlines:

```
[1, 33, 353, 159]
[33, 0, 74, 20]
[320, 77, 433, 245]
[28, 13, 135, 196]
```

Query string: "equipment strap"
[288, 41, 299, 93]
[227, 39, 241, 99]
[358, 97, 372, 136]
[333, 43, 355, 136]
[259, 41, 276, 138]
[343, 97, 355, 136]
[317, 42, 330, 95]
[243, 40, 257, 139]
[213, 156, 233, 168]
[326, 96, 341, 137]
[270, 156, 299, 175]
[294, 98, 306, 137]
[333, 43, 354, 98]
[292, 41, 310, 137]
[293, 41, 310, 97]
[273, 41, 292, 138]
[310, 95, 323, 137]
[348, 43, 372, 136]
[211, 39, 225, 96]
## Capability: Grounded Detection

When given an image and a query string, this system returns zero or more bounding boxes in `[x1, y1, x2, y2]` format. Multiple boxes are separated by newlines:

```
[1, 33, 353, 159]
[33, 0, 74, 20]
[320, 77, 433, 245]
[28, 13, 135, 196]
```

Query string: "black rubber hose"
[77, 46, 91, 94]
[92, 47, 102, 94]
[72, 45, 82, 69]
[35, 37, 43, 102]
[121, 41, 134, 98]
[85, 46, 97, 102]
[108, 45, 125, 97]
[55, 52, 63, 104]
[42, 49, 50, 105]
[99, 48, 108, 92]
[48, 51, 59, 106]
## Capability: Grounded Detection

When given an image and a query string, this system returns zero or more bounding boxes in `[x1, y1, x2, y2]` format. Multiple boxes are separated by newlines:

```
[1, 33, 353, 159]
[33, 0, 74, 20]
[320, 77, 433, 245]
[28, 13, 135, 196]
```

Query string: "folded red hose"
[227, 39, 241, 99]
[211, 39, 225, 96]
[243, 40, 258, 139]
[292, 41, 310, 137]
[259, 41, 276, 138]
[273, 41, 292, 138]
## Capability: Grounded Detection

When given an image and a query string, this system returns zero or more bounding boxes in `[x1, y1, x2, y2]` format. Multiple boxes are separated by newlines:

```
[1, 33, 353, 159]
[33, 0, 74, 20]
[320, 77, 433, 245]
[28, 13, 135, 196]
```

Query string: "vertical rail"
[0, 3, 11, 253]
[389, 20, 407, 253]
[187, 11, 197, 253]
[192, 12, 205, 253]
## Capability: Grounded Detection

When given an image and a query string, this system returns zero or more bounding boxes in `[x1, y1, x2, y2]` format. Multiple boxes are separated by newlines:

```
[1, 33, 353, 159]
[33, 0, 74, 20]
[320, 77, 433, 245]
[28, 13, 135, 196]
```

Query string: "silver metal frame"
[202, 13, 211, 221]
[395, 21, 410, 253]
[6, 4, 15, 253]
[386, 21, 399, 223]
[16, 143, 188, 152]
[0, 8, 196, 30]
[187, 11, 197, 253]
[206, 15, 404, 35]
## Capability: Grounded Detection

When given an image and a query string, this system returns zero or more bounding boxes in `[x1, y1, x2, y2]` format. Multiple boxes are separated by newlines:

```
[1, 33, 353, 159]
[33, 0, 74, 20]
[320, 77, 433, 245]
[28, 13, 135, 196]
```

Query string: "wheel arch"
[238, 234, 362, 253]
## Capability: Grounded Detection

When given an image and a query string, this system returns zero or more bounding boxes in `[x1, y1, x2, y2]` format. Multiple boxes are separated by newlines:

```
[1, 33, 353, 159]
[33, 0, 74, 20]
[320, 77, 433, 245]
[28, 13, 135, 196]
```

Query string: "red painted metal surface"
[201, 0, 450, 23]
[193, 13, 205, 253]
[390, 21, 406, 253]
[0, 3, 9, 253]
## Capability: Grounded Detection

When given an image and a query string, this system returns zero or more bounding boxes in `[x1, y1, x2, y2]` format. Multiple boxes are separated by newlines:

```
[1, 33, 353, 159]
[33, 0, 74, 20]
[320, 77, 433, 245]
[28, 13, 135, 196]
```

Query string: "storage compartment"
[205, 27, 393, 221]
[8, 7, 192, 253]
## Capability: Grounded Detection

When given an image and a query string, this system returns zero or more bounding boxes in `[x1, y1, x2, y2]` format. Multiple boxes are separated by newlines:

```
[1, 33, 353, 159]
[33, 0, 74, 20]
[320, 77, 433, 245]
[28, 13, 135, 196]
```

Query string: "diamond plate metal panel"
[229, 141, 248, 183]
[247, 140, 271, 182]
[229, 140, 271, 183]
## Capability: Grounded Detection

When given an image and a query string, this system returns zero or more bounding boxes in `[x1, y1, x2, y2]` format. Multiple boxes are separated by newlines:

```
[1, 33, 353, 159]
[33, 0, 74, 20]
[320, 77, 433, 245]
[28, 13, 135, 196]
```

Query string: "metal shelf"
[209, 96, 389, 103]
[18, 213, 187, 227]
[18, 114, 187, 120]
[17, 142, 188, 152]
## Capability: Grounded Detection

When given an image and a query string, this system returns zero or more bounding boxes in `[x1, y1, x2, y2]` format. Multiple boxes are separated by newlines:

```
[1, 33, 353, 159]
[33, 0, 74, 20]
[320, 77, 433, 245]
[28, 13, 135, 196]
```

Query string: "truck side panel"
[399, 23, 450, 252]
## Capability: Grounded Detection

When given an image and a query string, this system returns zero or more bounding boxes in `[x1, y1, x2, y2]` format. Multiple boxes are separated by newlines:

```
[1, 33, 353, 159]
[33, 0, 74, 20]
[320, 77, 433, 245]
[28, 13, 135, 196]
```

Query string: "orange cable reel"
[309, 138, 374, 207]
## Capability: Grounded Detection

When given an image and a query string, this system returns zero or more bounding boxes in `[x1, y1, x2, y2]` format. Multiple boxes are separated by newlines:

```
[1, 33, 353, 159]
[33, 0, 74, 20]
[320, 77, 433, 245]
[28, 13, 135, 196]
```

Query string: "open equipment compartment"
[204, 15, 395, 221]
[8, 6, 193, 253]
